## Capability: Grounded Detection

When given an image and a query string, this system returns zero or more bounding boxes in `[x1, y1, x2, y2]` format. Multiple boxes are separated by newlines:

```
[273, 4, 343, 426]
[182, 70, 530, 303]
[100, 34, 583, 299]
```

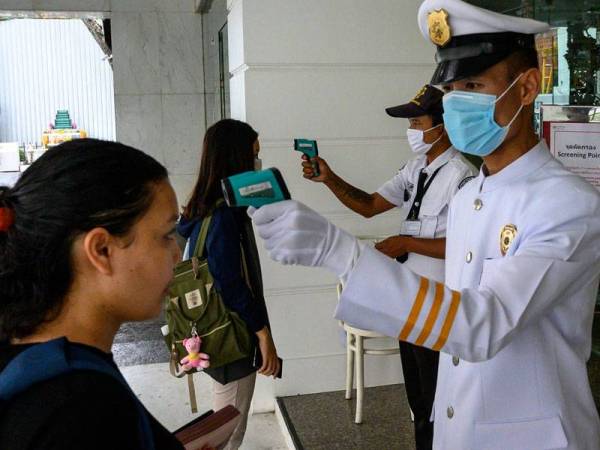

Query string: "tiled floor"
[122, 363, 288, 450]
[277, 385, 416, 450]
[113, 316, 169, 366]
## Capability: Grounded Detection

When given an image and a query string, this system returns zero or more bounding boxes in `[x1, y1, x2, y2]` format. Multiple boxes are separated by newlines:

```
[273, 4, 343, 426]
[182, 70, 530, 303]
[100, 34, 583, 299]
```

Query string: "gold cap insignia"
[410, 85, 428, 106]
[427, 9, 451, 47]
[500, 224, 517, 256]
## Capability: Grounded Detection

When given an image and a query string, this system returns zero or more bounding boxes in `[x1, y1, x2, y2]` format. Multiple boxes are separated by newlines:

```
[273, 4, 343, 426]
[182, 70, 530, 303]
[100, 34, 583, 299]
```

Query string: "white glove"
[248, 200, 361, 279]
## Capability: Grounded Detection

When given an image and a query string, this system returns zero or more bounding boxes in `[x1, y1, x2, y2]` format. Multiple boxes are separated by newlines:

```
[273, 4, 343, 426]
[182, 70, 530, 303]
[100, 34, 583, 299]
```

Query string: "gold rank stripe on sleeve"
[398, 277, 429, 341]
[397, 276, 462, 351]
[415, 282, 445, 346]
[432, 290, 461, 351]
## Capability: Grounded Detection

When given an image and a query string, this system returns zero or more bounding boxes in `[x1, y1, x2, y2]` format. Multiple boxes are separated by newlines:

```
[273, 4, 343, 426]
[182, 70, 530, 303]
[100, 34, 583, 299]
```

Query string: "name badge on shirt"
[400, 220, 421, 236]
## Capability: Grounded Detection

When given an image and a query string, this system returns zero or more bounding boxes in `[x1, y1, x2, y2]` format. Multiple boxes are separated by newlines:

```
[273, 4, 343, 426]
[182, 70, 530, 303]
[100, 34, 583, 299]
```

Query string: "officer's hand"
[248, 200, 360, 278]
[375, 236, 410, 259]
[301, 155, 331, 182]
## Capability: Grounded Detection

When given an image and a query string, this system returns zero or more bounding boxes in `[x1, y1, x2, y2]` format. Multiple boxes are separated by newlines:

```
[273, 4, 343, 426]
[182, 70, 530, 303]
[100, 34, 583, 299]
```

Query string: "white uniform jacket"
[336, 142, 600, 450]
[377, 146, 477, 282]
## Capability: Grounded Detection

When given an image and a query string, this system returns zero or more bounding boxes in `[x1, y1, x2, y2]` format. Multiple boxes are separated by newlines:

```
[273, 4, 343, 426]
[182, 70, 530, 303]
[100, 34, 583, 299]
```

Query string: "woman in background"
[178, 119, 280, 450]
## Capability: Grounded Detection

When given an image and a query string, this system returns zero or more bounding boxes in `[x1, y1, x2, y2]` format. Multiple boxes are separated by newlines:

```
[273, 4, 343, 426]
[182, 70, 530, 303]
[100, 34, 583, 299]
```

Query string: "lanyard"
[406, 164, 444, 220]
[396, 164, 444, 264]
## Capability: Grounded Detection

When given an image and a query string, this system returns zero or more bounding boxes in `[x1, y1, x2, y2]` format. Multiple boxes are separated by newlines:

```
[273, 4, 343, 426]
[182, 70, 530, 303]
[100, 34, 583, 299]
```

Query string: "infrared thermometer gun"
[221, 168, 291, 208]
[294, 138, 320, 177]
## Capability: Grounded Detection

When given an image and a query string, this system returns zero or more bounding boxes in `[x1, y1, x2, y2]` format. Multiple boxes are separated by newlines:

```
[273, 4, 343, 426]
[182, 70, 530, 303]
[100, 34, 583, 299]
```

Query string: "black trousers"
[399, 341, 439, 450]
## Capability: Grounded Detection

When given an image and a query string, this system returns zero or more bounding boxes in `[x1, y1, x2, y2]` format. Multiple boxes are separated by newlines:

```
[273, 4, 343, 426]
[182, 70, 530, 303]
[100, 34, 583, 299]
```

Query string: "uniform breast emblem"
[500, 224, 517, 256]
[427, 9, 451, 46]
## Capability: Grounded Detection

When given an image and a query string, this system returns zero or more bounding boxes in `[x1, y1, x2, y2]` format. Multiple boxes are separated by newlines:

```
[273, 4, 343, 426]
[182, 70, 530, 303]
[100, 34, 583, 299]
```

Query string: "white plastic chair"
[337, 236, 401, 424]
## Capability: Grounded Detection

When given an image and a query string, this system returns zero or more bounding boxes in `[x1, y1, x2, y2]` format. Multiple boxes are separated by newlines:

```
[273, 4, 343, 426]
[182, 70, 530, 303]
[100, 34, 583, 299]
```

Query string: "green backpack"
[163, 207, 253, 410]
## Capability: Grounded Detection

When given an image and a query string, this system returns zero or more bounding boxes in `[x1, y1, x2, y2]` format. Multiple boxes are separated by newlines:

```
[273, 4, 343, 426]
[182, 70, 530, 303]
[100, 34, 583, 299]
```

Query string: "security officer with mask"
[300, 84, 475, 449]
[249, 0, 600, 448]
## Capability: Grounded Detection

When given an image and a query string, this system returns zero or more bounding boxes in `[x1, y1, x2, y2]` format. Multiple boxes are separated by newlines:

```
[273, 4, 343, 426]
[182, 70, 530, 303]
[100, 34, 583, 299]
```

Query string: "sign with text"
[550, 122, 600, 190]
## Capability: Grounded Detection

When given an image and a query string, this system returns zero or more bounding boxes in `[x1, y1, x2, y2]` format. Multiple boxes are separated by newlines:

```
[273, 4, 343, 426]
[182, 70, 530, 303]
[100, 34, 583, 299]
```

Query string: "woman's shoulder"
[0, 343, 182, 449]
[209, 203, 245, 231]
[0, 341, 138, 414]
[0, 369, 142, 449]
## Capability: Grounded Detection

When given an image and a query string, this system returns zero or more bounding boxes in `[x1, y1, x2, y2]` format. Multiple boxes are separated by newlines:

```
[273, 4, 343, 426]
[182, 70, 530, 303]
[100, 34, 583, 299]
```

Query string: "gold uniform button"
[447, 406, 454, 419]
[474, 199, 483, 210]
[466, 251, 472, 263]
[452, 356, 459, 366]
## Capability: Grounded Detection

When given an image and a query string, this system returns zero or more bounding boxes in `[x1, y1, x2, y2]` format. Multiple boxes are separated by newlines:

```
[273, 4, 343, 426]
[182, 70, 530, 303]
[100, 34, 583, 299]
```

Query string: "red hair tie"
[0, 207, 15, 232]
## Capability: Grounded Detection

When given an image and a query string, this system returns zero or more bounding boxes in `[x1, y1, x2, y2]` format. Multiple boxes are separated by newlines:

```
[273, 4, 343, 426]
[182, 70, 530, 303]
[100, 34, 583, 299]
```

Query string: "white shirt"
[336, 141, 600, 449]
[377, 146, 477, 281]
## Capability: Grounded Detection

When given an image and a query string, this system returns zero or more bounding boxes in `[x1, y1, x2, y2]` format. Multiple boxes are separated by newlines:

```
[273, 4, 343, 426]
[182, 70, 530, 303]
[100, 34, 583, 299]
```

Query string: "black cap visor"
[430, 51, 511, 85]
[386, 102, 429, 118]
[430, 32, 535, 85]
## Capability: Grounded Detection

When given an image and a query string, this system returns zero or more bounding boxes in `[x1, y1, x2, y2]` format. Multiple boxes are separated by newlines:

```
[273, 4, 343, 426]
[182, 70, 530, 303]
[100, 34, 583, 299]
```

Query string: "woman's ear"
[520, 67, 541, 106]
[82, 228, 114, 276]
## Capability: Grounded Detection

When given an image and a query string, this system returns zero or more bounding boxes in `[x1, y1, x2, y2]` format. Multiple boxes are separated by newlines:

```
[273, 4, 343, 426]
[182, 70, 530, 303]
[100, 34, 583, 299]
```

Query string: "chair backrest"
[336, 236, 392, 338]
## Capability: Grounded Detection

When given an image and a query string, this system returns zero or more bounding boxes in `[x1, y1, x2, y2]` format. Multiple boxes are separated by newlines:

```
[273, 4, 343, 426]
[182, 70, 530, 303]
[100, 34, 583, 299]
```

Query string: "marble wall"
[111, 0, 205, 206]
[227, 0, 437, 412]
[0, 0, 206, 205]
[202, 0, 228, 127]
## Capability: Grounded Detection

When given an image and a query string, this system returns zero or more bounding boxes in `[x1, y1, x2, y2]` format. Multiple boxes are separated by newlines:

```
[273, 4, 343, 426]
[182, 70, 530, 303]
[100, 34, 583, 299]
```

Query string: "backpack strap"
[0, 338, 155, 450]
[191, 199, 227, 259]
[192, 214, 212, 258]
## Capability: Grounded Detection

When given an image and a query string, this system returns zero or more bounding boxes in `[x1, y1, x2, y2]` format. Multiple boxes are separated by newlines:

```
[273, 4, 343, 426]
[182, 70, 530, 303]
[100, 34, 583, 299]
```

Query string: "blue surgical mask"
[442, 74, 524, 157]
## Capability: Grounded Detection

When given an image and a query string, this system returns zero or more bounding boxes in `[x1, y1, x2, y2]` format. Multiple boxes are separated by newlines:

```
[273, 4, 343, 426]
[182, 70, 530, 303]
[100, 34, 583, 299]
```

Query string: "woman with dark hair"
[178, 119, 280, 450]
[0, 139, 198, 449]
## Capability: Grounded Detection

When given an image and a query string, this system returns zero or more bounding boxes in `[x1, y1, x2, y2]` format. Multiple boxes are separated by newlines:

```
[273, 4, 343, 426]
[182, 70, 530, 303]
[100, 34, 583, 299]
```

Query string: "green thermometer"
[221, 168, 291, 208]
[294, 138, 320, 177]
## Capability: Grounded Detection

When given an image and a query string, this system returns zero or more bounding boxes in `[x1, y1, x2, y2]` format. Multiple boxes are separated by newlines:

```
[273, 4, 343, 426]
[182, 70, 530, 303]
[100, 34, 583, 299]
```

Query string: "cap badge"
[500, 224, 517, 256]
[427, 9, 451, 47]
[410, 85, 428, 106]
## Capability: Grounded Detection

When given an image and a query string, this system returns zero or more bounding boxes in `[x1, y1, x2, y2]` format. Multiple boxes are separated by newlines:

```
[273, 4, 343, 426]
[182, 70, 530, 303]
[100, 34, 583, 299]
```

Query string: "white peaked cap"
[418, 0, 549, 44]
